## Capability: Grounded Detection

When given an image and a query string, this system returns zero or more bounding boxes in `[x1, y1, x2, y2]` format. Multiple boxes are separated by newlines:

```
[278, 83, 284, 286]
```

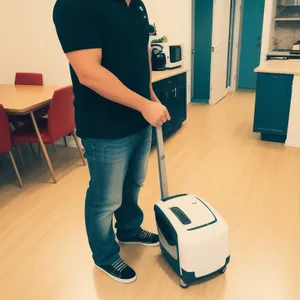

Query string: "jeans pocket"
[89, 139, 107, 162]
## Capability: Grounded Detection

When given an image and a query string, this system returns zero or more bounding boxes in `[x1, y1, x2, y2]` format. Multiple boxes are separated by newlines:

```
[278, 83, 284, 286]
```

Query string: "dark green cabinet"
[253, 73, 293, 142]
[151, 72, 187, 146]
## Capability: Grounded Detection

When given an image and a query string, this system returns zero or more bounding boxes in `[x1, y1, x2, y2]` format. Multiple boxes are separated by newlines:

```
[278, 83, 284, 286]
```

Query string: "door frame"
[191, 0, 244, 103]
[191, 0, 196, 100]
[209, 0, 231, 105]
[230, 0, 243, 91]
[226, 0, 237, 88]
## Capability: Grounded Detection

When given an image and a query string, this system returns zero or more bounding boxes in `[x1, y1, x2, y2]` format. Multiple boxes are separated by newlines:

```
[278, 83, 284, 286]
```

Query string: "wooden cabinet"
[151, 72, 187, 146]
[253, 73, 293, 142]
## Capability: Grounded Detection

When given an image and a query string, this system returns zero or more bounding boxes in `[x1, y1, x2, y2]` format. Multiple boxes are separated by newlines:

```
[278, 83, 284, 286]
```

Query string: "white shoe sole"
[95, 265, 137, 284]
[118, 241, 160, 247]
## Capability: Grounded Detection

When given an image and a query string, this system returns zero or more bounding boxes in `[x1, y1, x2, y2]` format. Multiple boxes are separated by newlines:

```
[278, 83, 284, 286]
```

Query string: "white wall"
[0, 0, 192, 101]
[260, 0, 277, 63]
[0, 0, 70, 86]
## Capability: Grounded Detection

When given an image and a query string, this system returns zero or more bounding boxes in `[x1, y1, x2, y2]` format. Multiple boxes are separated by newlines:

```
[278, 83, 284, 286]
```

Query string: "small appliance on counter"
[151, 44, 167, 71]
[292, 40, 300, 51]
[151, 42, 184, 70]
[290, 41, 300, 57]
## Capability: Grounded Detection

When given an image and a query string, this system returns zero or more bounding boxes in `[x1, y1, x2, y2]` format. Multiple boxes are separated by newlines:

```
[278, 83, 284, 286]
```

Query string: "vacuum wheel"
[219, 266, 227, 274]
[179, 278, 189, 289]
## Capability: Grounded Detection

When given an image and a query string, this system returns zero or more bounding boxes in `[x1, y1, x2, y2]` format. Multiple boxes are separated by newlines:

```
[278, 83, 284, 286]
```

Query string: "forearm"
[148, 46, 153, 89]
[80, 65, 149, 112]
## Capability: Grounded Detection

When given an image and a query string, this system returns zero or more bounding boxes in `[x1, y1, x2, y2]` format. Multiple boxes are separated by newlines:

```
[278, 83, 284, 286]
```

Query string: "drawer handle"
[172, 87, 177, 98]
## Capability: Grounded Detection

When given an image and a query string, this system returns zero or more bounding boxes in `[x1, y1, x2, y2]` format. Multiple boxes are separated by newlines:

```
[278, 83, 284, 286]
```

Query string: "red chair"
[12, 86, 86, 183]
[15, 72, 44, 86]
[9, 72, 50, 160]
[0, 105, 23, 188]
[10, 73, 49, 126]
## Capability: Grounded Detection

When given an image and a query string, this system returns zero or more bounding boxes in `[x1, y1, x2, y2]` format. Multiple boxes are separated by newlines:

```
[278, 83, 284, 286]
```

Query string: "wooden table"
[0, 84, 60, 183]
[0, 84, 58, 115]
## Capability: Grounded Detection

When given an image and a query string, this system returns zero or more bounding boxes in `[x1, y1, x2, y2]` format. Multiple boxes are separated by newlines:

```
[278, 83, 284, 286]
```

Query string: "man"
[53, 0, 170, 284]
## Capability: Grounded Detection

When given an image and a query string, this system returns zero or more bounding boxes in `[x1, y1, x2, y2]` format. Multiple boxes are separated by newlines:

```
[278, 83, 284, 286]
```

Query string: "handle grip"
[156, 126, 169, 199]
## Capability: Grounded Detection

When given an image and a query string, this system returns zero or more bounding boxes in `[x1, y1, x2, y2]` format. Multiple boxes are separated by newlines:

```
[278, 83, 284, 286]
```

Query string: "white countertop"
[255, 60, 300, 75]
[152, 67, 187, 83]
[267, 51, 291, 56]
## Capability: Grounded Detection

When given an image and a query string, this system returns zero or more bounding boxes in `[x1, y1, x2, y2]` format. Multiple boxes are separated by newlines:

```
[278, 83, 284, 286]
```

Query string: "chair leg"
[8, 151, 24, 188]
[52, 143, 57, 153]
[16, 145, 26, 170]
[29, 143, 38, 160]
[72, 130, 86, 166]
[63, 136, 68, 147]
[30, 112, 57, 183]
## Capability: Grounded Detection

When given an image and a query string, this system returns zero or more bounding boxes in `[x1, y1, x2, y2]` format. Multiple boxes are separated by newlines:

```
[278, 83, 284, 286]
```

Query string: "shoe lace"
[139, 229, 152, 239]
[112, 258, 128, 272]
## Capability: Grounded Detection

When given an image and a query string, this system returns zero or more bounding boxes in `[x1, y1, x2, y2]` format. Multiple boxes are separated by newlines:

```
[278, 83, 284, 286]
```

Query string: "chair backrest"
[14, 73, 43, 86]
[47, 86, 75, 142]
[0, 105, 12, 154]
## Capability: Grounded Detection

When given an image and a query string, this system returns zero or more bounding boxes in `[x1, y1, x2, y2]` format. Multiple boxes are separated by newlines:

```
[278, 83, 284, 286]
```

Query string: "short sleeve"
[53, 0, 102, 53]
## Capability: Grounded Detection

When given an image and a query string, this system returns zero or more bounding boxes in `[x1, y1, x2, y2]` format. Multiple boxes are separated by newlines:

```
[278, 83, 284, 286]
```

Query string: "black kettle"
[151, 44, 166, 71]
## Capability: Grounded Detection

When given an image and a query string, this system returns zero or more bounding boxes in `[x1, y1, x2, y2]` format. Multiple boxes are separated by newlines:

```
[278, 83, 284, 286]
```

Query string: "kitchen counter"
[267, 51, 291, 57]
[152, 67, 187, 83]
[254, 60, 300, 75]
[254, 60, 300, 148]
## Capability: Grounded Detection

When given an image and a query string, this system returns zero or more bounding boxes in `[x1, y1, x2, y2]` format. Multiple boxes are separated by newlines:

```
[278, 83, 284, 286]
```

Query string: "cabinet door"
[253, 73, 293, 135]
[163, 74, 187, 131]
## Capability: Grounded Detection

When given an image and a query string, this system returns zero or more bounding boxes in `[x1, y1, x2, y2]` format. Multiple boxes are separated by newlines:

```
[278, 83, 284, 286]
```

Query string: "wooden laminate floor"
[1, 91, 300, 300]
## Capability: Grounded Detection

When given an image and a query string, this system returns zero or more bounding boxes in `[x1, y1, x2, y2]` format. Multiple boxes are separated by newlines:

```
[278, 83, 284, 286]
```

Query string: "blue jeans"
[81, 126, 152, 266]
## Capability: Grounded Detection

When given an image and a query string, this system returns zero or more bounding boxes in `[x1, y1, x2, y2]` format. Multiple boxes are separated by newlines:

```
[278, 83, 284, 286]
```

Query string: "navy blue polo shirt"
[53, 0, 151, 139]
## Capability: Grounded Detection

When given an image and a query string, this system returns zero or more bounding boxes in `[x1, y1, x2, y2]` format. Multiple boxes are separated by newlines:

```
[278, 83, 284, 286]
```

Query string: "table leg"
[8, 151, 24, 188]
[30, 112, 57, 183]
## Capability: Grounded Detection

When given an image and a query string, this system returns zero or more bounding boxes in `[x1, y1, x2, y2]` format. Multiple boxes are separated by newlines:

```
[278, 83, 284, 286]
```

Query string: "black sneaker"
[118, 229, 160, 247]
[96, 258, 137, 284]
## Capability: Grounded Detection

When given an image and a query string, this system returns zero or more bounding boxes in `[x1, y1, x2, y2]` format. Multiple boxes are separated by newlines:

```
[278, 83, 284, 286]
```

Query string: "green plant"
[151, 36, 168, 43]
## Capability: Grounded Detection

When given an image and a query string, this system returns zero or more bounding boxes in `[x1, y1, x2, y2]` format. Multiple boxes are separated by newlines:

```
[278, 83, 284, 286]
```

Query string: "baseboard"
[191, 97, 209, 103]
[285, 138, 300, 148]
[261, 133, 286, 143]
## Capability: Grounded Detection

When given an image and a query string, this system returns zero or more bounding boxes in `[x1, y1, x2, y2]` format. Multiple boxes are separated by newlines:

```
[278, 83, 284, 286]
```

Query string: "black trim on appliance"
[181, 256, 231, 282]
[170, 207, 192, 225]
[154, 204, 178, 246]
[187, 197, 217, 231]
[162, 194, 188, 202]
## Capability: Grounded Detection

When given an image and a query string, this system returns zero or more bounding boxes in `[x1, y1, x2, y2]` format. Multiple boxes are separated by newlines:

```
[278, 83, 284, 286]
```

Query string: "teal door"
[192, 0, 213, 103]
[238, 0, 265, 89]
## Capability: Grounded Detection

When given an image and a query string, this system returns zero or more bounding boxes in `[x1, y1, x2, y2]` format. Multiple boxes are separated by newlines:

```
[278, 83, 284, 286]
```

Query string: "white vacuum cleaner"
[154, 126, 231, 288]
